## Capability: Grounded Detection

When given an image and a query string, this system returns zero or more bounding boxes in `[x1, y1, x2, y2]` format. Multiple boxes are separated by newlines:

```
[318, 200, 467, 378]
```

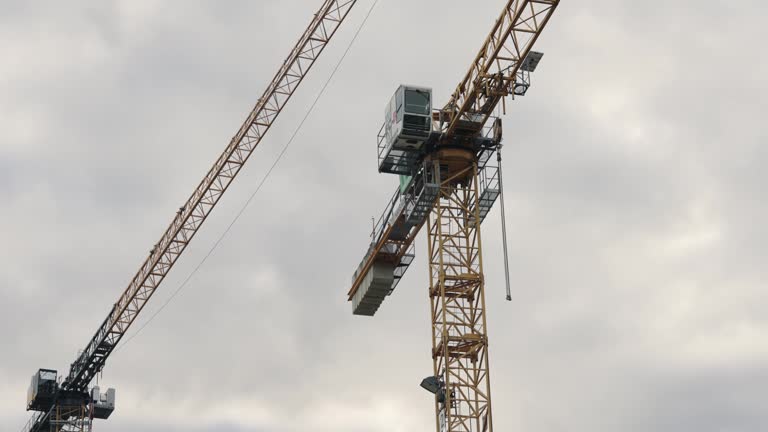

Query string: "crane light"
[520, 51, 544, 72]
[420, 376, 441, 394]
[421, 376, 448, 404]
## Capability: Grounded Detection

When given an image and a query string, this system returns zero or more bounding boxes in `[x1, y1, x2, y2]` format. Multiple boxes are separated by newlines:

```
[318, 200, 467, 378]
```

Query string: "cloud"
[1, 1, 766, 431]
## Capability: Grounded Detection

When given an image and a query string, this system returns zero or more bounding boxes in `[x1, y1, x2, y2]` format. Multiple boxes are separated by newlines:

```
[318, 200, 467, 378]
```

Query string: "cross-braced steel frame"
[441, 0, 559, 136]
[427, 160, 493, 432]
[24, 2, 360, 432]
[64, 0, 359, 393]
[51, 405, 91, 432]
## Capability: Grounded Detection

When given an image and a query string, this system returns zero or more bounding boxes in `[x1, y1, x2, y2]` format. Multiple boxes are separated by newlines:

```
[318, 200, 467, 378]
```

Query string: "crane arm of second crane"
[63, 0, 360, 393]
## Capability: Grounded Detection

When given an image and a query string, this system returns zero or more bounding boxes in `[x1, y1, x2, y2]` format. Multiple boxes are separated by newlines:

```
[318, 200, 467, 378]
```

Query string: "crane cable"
[497, 146, 512, 302]
[115, 0, 381, 353]
[494, 99, 512, 302]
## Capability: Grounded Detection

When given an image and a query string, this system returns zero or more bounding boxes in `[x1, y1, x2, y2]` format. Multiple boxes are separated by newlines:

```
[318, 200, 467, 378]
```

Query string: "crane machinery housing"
[21, 1, 360, 431]
[345, 1, 561, 431]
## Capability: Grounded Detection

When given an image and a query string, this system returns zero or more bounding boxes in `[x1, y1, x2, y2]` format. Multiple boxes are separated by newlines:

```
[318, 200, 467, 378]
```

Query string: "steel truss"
[24, 1, 360, 431]
[427, 160, 493, 432]
[52, 405, 91, 432]
[65, 0, 359, 392]
[441, 0, 559, 136]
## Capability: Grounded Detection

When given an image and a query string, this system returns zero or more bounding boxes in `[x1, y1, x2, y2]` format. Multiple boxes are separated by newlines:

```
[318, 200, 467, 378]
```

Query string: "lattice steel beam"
[427, 160, 493, 432]
[64, 0, 358, 392]
[441, 0, 559, 135]
[52, 405, 91, 432]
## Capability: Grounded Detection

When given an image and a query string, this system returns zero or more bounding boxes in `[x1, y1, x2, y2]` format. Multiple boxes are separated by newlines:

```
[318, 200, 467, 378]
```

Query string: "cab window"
[405, 90, 430, 115]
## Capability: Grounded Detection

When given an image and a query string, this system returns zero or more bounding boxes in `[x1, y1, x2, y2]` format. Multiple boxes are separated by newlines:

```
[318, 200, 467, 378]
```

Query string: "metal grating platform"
[470, 165, 500, 225]
[377, 124, 424, 175]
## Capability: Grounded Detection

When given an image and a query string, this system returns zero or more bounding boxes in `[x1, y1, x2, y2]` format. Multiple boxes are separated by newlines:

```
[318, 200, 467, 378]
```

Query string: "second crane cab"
[378, 85, 433, 175]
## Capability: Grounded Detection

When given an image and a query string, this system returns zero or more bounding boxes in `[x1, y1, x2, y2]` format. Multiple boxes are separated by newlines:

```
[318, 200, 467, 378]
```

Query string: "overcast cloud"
[1, 1, 767, 431]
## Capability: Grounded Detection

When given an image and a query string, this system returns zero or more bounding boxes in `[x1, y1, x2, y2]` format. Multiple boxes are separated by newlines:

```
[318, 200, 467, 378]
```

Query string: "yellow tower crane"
[345, 1, 561, 431]
[21, 2, 360, 431]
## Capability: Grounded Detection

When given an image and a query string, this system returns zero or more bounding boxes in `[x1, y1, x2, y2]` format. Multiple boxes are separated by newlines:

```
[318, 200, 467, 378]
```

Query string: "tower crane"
[21, 1, 359, 431]
[345, 1, 561, 431]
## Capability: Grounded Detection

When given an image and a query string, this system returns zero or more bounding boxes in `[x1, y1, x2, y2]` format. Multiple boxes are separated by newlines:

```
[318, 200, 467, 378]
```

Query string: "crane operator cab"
[27, 369, 58, 411]
[378, 85, 433, 175]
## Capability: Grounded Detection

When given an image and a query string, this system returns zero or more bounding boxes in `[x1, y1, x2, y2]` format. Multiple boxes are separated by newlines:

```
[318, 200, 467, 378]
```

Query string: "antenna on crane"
[371, 216, 376, 239]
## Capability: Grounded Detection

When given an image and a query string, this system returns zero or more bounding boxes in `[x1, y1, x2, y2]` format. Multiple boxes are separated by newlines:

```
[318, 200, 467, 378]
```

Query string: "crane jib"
[17, 5, 363, 430]
[343, 0, 562, 431]
[442, 0, 559, 135]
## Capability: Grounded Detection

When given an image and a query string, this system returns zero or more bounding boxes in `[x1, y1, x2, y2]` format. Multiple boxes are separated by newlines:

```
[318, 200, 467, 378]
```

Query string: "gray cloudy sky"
[1, 0, 767, 431]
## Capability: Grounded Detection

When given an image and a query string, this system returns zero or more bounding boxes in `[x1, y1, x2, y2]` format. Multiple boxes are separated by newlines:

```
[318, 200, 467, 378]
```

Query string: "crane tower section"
[426, 149, 494, 432]
[346, 1, 561, 430]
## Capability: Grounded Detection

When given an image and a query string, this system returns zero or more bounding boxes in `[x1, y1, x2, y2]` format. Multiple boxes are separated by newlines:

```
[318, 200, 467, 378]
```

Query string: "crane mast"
[22, 1, 358, 431]
[346, 1, 560, 431]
